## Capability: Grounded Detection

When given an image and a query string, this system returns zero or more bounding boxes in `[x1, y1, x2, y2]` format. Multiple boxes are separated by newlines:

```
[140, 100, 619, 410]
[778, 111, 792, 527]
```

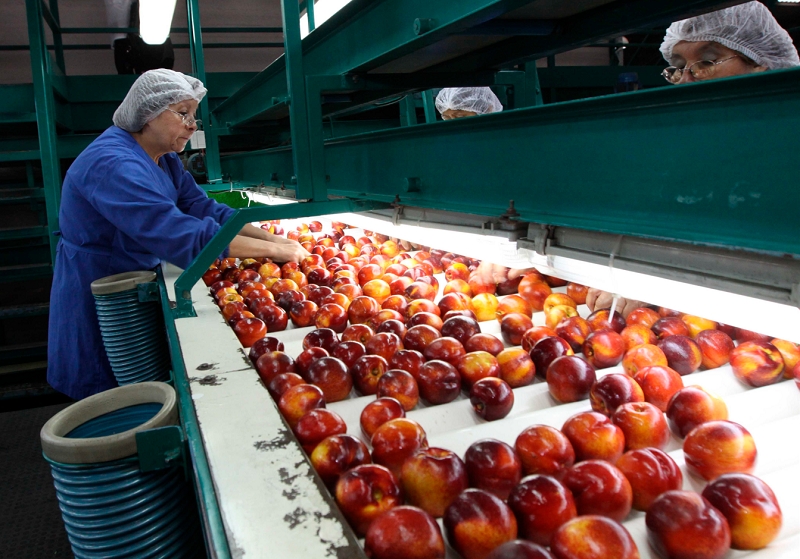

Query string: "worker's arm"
[238, 223, 299, 245]
[228, 234, 309, 263]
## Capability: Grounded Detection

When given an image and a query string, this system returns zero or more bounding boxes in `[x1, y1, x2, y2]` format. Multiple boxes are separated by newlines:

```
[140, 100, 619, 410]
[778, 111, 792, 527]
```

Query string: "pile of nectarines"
[202, 220, 792, 559]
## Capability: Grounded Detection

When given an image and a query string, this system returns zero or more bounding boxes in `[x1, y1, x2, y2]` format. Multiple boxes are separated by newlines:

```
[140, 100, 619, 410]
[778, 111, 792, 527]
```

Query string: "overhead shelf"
[222, 65, 800, 258]
[213, 0, 737, 128]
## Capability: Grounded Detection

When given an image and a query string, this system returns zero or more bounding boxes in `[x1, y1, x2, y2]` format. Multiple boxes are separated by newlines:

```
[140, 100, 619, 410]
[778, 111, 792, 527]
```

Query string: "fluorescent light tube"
[139, 0, 176, 45]
[518, 248, 800, 342]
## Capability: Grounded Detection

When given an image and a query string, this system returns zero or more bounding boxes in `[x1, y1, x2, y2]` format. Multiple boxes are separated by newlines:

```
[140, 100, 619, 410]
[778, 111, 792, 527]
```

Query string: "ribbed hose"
[46, 404, 204, 559]
[93, 289, 170, 385]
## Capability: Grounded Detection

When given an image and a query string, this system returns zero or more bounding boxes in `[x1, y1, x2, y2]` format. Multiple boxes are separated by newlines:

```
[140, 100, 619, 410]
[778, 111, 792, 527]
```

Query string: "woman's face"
[142, 99, 199, 155]
[441, 109, 479, 120]
[670, 41, 766, 84]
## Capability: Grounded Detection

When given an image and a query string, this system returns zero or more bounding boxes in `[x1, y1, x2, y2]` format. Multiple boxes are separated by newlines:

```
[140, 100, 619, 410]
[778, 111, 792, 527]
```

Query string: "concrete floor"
[0, 401, 74, 558]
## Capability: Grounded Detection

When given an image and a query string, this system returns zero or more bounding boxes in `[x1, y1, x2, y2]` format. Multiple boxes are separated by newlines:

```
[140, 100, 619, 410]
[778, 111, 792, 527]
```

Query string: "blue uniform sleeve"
[83, 154, 230, 269]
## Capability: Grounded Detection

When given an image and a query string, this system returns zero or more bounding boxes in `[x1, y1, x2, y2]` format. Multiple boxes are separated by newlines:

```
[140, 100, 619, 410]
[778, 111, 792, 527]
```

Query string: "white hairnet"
[660, 1, 800, 70]
[113, 69, 207, 132]
[435, 87, 503, 116]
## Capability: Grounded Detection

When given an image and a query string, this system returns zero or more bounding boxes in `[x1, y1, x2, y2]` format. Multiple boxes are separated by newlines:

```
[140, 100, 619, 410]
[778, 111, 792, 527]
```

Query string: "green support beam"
[26, 0, 62, 264]
[212, 0, 538, 129]
[48, 0, 66, 73]
[212, 0, 749, 130]
[430, 0, 746, 72]
[280, 0, 316, 199]
[399, 95, 418, 127]
[186, 0, 223, 184]
[221, 69, 800, 258]
[173, 199, 388, 317]
[422, 90, 437, 123]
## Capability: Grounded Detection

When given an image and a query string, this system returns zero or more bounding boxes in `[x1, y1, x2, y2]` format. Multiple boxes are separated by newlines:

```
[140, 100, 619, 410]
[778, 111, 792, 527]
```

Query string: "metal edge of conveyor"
[156, 264, 231, 559]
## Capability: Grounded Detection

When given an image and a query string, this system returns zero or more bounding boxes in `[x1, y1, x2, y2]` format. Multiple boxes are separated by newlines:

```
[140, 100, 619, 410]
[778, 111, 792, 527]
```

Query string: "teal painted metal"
[213, 0, 537, 129]
[0, 150, 42, 162]
[221, 69, 800, 258]
[186, 0, 222, 184]
[58, 26, 283, 34]
[399, 95, 418, 127]
[280, 0, 317, 200]
[524, 63, 543, 107]
[48, 0, 66, 73]
[537, 66, 668, 89]
[0, 42, 285, 51]
[156, 266, 231, 559]
[173, 199, 388, 317]
[431, 0, 742, 72]
[306, 0, 316, 32]
[422, 90, 437, 123]
[26, 0, 62, 265]
[305, 76, 340, 200]
[136, 425, 186, 473]
[0, 226, 47, 240]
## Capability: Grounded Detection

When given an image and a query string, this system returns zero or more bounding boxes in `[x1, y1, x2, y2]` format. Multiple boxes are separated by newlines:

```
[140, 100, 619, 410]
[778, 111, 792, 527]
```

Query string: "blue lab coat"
[47, 126, 235, 400]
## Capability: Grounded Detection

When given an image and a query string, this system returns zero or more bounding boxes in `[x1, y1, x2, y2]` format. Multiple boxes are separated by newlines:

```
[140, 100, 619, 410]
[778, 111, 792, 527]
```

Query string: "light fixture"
[518, 248, 800, 342]
[139, 0, 177, 45]
[242, 196, 800, 341]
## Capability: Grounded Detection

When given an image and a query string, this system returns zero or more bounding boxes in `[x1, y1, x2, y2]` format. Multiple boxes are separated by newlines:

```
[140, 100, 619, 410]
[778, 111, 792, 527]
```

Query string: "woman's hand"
[586, 288, 644, 318]
[472, 262, 533, 285]
[229, 235, 310, 263]
[270, 240, 311, 263]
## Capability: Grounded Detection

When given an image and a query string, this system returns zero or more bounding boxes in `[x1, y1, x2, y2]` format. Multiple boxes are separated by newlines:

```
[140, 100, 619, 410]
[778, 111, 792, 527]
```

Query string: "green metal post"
[280, 0, 318, 200]
[26, 0, 62, 265]
[399, 95, 418, 127]
[306, 0, 316, 32]
[186, 0, 222, 184]
[305, 76, 336, 193]
[48, 0, 66, 74]
[422, 90, 437, 123]
[547, 55, 557, 102]
[523, 63, 543, 107]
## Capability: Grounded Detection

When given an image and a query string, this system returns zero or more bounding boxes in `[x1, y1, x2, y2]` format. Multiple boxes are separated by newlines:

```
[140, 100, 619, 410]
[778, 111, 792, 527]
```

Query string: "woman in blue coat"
[48, 69, 309, 400]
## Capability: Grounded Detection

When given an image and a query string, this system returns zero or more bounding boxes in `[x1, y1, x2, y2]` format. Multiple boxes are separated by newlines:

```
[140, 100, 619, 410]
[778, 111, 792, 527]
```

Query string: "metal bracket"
[136, 425, 186, 473]
[392, 204, 404, 226]
[520, 223, 554, 255]
[137, 281, 161, 303]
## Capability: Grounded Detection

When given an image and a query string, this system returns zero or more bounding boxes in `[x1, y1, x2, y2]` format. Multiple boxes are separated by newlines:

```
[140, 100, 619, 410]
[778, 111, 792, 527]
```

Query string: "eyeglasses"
[661, 55, 741, 84]
[165, 109, 202, 128]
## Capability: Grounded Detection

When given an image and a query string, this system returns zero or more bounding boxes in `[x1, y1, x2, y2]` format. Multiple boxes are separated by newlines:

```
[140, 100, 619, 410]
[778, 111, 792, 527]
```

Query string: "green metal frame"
[186, 0, 222, 184]
[221, 67, 800, 258]
[25, 0, 62, 264]
[429, 0, 745, 72]
[172, 199, 388, 317]
[155, 267, 231, 559]
[211, 0, 735, 130]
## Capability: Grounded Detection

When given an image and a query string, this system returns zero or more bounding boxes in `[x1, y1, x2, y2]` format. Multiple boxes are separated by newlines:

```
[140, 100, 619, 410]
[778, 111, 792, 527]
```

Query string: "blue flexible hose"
[46, 404, 204, 558]
[94, 288, 170, 385]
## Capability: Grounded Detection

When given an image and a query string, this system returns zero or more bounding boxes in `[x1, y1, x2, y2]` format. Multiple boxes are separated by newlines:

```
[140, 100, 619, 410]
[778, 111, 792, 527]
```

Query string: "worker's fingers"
[586, 288, 601, 311]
